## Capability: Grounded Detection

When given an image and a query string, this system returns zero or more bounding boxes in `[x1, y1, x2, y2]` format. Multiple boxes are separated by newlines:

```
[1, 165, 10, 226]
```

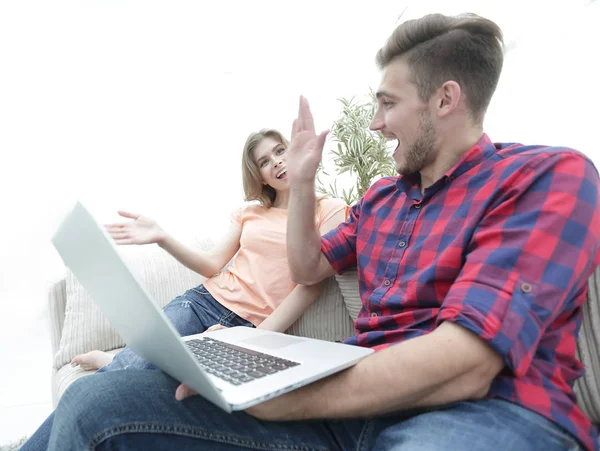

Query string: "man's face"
[370, 58, 437, 175]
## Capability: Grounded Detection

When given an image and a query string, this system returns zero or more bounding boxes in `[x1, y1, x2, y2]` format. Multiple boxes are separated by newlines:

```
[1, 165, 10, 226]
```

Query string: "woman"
[72, 127, 345, 371]
[20, 128, 346, 450]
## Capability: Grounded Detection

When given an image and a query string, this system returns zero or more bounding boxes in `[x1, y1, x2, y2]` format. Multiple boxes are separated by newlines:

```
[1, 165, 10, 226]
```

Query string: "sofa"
[47, 239, 600, 435]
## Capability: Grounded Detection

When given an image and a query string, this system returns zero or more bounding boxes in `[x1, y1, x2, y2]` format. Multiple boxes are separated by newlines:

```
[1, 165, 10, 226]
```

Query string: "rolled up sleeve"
[437, 151, 600, 377]
[321, 199, 361, 274]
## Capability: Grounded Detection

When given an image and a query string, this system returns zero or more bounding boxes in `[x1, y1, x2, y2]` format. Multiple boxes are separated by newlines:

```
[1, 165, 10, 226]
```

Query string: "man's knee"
[56, 373, 117, 422]
[50, 374, 116, 449]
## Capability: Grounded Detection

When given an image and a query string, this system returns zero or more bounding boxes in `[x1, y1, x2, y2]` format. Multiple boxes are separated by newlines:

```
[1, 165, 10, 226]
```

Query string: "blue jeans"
[21, 285, 254, 451]
[44, 368, 583, 450]
[97, 284, 254, 372]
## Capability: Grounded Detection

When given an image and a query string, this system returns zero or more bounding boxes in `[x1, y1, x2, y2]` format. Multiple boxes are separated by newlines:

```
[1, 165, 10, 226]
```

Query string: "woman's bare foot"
[71, 350, 114, 370]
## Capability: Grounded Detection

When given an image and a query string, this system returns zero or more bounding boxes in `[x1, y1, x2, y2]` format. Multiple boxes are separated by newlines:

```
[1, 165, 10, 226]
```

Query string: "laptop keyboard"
[186, 337, 300, 386]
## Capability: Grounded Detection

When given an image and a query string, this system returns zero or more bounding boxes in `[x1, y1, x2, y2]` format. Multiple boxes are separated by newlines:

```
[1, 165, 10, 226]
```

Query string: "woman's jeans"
[21, 284, 254, 451]
[97, 284, 254, 372]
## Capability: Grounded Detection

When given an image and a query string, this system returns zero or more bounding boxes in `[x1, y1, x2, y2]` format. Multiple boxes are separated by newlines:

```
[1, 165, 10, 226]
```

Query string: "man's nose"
[369, 111, 384, 131]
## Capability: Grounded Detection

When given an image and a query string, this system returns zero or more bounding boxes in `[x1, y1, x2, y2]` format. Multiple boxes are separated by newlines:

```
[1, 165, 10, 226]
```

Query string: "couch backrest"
[574, 264, 600, 424]
[48, 240, 355, 371]
[48, 277, 67, 357]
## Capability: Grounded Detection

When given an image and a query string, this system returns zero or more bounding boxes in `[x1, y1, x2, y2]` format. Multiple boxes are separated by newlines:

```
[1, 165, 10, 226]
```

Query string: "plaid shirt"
[321, 134, 600, 451]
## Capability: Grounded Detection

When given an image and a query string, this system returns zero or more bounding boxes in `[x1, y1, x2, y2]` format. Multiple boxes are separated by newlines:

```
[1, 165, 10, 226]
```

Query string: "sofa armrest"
[48, 276, 67, 357]
[574, 263, 600, 425]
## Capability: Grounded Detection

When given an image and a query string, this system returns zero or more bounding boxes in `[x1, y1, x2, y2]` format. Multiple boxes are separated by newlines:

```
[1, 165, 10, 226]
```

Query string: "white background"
[0, 0, 598, 443]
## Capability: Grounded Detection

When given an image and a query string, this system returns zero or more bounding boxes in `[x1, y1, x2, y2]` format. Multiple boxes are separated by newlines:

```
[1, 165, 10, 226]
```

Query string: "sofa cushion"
[53, 241, 210, 370]
[574, 264, 600, 424]
[287, 275, 355, 341]
[51, 348, 122, 406]
[335, 270, 363, 320]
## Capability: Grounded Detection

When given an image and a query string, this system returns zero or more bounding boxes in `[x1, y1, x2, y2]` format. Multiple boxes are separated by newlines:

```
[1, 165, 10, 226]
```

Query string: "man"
[45, 13, 599, 450]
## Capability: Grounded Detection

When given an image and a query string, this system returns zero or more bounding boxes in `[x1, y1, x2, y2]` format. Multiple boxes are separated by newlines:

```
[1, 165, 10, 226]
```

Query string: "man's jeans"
[45, 368, 583, 450]
[21, 285, 254, 451]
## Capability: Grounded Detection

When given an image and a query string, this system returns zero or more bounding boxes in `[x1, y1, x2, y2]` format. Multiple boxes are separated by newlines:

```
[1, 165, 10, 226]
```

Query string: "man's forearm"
[248, 322, 503, 421]
[287, 182, 323, 284]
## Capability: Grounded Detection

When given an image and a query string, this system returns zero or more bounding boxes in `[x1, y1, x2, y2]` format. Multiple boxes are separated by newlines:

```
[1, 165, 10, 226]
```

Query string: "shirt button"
[398, 241, 406, 248]
[384, 279, 391, 286]
[520, 282, 533, 293]
[371, 312, 378, 317]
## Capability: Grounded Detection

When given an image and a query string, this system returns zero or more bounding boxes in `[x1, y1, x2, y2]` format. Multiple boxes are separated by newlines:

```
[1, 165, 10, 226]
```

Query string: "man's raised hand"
[286, 96, 329, 185]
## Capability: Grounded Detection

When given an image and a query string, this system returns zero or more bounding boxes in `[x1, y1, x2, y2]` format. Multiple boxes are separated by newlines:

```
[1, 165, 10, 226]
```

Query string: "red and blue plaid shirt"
[321, 134, 600, 451]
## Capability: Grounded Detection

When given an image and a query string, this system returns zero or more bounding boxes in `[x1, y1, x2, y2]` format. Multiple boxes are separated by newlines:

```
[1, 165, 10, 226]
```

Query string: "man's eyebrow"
[375, 90, 396, 99]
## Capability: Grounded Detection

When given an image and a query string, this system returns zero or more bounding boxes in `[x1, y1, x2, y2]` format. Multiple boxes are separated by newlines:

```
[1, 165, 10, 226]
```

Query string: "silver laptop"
[52, 202, 373, 412]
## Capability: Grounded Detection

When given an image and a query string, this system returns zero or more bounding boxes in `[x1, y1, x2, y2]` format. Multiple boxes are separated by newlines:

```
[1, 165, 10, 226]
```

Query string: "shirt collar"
[396, 133, 497, 198]
[442, 133, 497, 182]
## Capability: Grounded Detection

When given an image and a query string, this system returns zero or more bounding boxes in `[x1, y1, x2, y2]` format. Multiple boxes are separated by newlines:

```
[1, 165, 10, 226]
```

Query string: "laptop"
[52, 202, 373, 412]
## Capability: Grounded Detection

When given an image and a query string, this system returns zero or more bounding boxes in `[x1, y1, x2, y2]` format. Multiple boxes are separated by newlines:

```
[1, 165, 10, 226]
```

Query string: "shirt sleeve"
[316, 197, 347, 229]
[230, 206, 243, 227]
[320, 198, 362, 274]
[437, 151, 600, 378]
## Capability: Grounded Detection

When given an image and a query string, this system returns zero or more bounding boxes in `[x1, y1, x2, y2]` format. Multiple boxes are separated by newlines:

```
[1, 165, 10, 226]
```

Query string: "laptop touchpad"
[241, 334, 307, 350]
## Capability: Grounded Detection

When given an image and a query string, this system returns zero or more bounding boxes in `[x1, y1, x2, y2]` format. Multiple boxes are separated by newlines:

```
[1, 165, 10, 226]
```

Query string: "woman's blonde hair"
[241, 128, 289, 208]
[241, 128, 330, 212]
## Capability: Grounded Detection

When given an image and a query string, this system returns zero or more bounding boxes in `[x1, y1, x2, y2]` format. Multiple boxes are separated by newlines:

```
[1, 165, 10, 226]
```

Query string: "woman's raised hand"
[105, 211, 166, 245]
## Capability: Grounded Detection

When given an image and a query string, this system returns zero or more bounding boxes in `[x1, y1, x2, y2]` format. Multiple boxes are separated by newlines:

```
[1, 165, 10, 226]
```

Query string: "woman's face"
[253, 137, 288, 192]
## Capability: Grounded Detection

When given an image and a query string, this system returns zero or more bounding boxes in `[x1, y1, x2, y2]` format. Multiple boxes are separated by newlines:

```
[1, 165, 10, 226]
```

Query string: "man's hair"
[376, 13, 504, 124]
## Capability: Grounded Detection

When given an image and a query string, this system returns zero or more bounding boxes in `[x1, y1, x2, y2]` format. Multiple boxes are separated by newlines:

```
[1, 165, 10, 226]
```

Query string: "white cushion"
[53, 241, 210, 370]
[336, 270, 362, 320]
[51, 348, 122, 406]
[287, 276, 355, 341]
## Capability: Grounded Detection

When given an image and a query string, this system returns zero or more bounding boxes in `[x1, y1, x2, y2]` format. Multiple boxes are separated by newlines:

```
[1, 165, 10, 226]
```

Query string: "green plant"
[317, 91, 396, 205]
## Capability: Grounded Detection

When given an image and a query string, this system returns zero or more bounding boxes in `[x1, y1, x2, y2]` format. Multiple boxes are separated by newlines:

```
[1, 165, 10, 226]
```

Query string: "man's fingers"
[291, 118, 299, 139]
[299, 96, 315, 134]
[296, 96, 305, 132]
[175, 384, 197, 401]
[316, 130, 330, 157]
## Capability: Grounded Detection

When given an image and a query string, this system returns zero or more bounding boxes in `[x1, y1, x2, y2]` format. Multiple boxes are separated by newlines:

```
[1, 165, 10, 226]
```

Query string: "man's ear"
[433, 80, 461, 118]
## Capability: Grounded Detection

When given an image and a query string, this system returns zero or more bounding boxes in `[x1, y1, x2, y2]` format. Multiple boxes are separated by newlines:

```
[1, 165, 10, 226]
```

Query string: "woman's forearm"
[258, 283, 324, 332]
[158, 234, 223, 278]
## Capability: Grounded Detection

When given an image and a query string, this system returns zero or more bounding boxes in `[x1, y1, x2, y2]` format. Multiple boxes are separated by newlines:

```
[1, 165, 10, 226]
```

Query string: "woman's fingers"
[117, 211, 140, 220]
[104, 223, 132, 230]
[206, 324, 228, 332]
[113, 239, 134, 245]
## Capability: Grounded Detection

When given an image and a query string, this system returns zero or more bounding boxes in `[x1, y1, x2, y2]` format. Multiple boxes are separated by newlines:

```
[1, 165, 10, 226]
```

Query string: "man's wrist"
[289, 179, 316, 192]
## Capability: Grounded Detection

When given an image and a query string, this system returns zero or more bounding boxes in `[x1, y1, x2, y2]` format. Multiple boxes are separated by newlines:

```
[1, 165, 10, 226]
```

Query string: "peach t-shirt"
[202, 197, 346, 326]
